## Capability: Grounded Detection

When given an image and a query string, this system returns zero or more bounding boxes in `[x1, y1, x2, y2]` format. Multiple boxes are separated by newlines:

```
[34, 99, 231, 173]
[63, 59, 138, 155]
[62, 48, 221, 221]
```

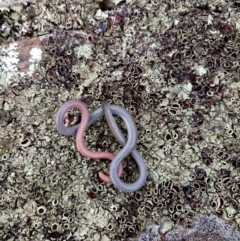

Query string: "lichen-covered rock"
[138, 224, 162, 241]
[1, 0, 240, 240]
[139, 215, 240, 241]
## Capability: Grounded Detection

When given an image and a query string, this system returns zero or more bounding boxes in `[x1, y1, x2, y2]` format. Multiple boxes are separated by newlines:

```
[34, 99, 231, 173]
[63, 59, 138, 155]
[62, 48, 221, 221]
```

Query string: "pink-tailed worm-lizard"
[55, 100, 148, 192]
[55, 100, 123, 183]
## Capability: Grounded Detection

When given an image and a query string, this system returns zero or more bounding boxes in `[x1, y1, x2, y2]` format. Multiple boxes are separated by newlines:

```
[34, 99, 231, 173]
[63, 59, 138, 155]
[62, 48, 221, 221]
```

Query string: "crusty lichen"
[0, 42, 19, 86]
[1, 0, 240, 240]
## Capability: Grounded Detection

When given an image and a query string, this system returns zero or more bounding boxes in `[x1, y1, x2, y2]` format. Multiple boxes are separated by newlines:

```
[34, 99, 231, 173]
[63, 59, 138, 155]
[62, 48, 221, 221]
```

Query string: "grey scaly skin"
[56, 100, 148, 192]
[101, 102, 148, 192]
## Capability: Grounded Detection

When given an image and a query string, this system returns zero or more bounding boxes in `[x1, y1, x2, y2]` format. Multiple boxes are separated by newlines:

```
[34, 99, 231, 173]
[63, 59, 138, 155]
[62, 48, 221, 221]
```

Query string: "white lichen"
[194, 64, 207, 76]
[27, 47, 42, 76]
[0, 42, 19, 86]
[75, 44, 93, 59]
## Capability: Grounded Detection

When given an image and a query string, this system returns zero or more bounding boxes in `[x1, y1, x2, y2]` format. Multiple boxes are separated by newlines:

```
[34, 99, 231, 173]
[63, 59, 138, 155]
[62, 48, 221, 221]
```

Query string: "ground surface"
[0, 0, 240, 240]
